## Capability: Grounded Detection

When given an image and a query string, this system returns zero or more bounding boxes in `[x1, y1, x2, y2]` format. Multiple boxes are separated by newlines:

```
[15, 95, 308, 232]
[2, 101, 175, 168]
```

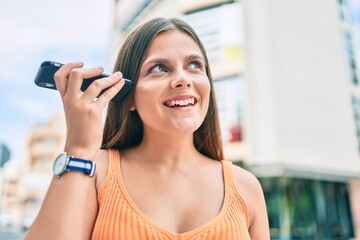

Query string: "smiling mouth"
[164, 98, 196, 108]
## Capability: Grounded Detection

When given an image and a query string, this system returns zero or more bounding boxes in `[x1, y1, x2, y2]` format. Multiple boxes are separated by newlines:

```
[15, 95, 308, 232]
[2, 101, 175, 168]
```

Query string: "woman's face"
[133, 30, 210, 137]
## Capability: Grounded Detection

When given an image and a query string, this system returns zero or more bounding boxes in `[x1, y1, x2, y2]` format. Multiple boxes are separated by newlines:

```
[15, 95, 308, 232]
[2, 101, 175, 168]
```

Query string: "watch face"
[53, 153, 68, 176]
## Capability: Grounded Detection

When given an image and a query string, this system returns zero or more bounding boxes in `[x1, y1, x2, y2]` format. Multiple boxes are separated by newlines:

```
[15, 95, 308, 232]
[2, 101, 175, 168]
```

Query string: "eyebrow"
[189, 54, 207, 67]
[142, 54, 206, 67]
[142, 58, 169, 67]
[187, 54, 205, 61]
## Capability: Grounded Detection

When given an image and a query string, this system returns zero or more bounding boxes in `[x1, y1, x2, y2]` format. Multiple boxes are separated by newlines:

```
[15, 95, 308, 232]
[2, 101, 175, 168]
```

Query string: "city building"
[1, 114, 65, 232]
[19, 114, 65, 229]
[0, 160, 22, 229]
[113, 0, 360, 239]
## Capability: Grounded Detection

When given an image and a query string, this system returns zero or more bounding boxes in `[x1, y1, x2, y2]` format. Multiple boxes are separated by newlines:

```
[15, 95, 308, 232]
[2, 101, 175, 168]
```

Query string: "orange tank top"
[91, 149, 251, 240]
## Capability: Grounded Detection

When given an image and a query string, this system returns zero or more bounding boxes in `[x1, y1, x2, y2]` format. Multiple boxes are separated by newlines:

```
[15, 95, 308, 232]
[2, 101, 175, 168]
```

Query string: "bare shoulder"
[94, 149, 110, 191]
[230, 164, 270, 239]
[230, 164, 264, 212]
[231, 164, 263, 197]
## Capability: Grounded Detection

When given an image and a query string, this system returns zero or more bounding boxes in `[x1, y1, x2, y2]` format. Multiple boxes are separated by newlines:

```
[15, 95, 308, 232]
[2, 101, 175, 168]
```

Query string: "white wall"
[242, 0, 360, 177]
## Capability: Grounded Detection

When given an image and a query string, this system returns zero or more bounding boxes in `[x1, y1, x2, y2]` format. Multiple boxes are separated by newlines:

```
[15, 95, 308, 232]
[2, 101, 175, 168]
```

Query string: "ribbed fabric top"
[91, 149, 250, 240]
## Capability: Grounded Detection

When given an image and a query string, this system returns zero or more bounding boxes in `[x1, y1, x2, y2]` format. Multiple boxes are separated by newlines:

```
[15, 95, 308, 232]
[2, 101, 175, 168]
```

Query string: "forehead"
[145, 30, 204, 58]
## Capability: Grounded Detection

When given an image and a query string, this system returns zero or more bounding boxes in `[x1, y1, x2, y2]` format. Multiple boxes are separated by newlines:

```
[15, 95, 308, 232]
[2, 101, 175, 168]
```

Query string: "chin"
[171, 122, 202, 135]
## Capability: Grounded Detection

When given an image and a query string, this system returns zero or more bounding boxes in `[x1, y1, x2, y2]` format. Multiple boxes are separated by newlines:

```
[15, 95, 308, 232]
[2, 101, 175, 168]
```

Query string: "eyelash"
[148, 61, 204, 74]
[148, 63, 167, 73]
[189, 60, 203, 69]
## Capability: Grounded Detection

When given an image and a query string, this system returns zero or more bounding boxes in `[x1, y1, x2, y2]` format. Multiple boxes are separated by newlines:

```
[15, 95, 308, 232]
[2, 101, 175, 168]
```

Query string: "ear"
[129, 101, 136, 111]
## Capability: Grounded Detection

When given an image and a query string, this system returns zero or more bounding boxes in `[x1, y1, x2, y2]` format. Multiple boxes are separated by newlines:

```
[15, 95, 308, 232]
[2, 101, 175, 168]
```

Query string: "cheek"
[200, 81, 211, 115]
[199, 79, 211, 102]
[133, 82, 160, 112]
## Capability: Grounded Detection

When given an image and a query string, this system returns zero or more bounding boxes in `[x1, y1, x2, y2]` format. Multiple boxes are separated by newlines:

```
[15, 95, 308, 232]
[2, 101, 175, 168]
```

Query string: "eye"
[148, 63, 167, 73]
[189, 61, 203, 70]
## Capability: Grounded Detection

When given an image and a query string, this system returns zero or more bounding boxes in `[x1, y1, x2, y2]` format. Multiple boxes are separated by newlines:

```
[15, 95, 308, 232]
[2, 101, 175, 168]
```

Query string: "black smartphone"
[34, 61, 134, 102]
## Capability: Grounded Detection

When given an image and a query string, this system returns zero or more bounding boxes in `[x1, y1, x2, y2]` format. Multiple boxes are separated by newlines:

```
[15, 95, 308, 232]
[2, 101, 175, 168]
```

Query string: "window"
[260, 177, 354, 239]
[348, 0, 360, 76]
[338, 0, 360, 86]
[214, 76, 243, 143]
[184, 2, 245, 65]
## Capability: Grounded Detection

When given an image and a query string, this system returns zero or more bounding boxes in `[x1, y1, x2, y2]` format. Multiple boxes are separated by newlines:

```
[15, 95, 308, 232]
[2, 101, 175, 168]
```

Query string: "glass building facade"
[260, 177, 354, 239]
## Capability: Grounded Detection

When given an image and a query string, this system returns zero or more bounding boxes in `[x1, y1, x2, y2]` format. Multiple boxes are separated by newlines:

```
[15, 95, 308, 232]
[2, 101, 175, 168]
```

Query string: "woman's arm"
[233, 165, 270, 240]
[24, 62, 125, 239]
[247, 176, 270, 239]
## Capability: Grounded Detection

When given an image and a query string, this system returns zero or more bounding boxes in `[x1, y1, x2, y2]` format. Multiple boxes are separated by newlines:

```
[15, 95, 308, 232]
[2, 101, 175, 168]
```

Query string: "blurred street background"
[1, 0, 360, 239]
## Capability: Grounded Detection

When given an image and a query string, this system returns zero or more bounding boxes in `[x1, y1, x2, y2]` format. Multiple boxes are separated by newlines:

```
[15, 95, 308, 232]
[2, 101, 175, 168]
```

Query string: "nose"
[170, 71, 192, 89]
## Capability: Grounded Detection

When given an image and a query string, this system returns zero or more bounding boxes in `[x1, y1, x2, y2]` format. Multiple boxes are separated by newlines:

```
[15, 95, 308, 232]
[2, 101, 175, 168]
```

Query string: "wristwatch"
[53, 152, 96, 177]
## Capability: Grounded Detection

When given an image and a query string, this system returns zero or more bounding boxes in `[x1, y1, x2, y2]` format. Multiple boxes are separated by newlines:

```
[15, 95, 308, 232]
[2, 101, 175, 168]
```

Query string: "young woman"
[25, 18, 269, 240]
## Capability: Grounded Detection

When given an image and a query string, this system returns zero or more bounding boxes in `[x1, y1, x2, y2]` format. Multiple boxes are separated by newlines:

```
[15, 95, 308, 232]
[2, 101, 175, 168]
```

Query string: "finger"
[66, 66, 105, 97]
[82, 71, 124, 103]
[54, 62, 83, 95]
[96, 77, 126, 108]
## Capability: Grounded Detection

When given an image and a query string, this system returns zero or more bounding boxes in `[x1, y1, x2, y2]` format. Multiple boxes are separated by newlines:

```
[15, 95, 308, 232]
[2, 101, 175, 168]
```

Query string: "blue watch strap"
[68, 157, 96, 177]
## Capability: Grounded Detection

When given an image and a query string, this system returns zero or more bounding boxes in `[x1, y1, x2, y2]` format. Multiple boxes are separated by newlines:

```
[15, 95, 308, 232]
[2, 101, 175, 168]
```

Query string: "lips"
[163, 96, 197, 108]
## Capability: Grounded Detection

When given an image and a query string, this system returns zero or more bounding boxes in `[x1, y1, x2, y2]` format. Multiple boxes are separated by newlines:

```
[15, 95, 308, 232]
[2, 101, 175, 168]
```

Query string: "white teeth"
[166, 98, 195, 107]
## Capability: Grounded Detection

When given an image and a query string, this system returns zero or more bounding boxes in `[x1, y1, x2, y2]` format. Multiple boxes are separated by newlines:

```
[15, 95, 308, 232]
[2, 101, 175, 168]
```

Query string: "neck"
[132, 130, 201, 170]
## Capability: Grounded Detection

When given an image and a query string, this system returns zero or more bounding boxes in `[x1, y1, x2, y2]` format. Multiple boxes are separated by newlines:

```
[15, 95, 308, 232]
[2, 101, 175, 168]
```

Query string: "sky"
[0, 0, 114, 162]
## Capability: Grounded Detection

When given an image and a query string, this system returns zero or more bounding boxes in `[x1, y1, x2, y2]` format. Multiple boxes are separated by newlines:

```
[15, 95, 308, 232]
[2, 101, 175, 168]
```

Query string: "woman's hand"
[54, 62, 125, 159]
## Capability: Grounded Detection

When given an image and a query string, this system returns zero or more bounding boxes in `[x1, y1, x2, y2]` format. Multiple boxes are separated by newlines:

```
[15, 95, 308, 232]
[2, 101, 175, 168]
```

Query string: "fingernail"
[97, 66, 104, 71]
[114, 71, 122, 77]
